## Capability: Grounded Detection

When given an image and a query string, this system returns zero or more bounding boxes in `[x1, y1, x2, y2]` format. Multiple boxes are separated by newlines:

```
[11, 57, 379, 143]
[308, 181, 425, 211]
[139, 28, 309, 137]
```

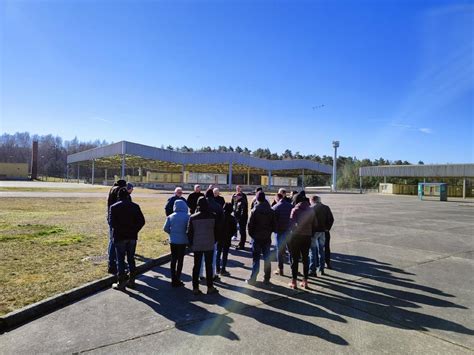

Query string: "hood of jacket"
[196, 196, 210, 213]
[174, 199, 188, 213]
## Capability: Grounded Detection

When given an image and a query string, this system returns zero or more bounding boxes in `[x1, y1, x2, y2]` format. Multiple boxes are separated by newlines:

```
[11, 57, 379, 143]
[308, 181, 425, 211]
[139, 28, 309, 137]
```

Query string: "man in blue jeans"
[109, 187, 145, 290]
[309, 195, 334, 276]
[272, 193, 293, 276]
[246, 191, 276, 285]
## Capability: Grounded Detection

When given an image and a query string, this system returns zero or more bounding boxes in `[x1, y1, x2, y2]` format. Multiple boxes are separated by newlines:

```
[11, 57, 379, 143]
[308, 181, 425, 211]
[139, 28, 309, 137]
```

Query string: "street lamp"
[332, 141, 339, 192]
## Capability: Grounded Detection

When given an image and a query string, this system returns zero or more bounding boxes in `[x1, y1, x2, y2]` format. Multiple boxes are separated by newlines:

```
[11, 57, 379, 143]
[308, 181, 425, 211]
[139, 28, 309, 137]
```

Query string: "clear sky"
[1, 0, 473, 163]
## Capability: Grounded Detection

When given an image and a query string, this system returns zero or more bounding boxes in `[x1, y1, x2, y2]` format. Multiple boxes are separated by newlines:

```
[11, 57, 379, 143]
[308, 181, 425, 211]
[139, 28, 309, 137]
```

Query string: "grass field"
[0, 188, 243, 316]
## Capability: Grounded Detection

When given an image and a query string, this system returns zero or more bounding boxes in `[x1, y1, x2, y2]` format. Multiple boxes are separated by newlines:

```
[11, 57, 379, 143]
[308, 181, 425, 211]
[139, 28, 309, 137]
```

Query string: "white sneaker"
[231, 236, 238, 241]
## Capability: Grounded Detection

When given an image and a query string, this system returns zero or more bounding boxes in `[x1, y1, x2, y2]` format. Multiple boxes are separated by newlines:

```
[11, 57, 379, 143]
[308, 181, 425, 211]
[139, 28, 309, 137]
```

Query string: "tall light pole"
[332, 141, 339, 192]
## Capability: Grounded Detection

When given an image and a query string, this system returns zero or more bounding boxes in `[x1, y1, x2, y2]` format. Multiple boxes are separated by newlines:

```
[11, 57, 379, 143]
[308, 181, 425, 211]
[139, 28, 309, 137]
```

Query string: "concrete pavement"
[1, 194, 473, 354]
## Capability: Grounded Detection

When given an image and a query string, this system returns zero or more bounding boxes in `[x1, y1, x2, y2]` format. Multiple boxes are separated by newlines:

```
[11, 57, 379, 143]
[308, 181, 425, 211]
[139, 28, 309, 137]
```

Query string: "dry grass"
[0, 190, 242, 316]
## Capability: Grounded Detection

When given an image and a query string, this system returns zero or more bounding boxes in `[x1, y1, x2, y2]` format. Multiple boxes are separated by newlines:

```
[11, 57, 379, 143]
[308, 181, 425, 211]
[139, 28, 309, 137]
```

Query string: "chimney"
[31, 141, 38, 180]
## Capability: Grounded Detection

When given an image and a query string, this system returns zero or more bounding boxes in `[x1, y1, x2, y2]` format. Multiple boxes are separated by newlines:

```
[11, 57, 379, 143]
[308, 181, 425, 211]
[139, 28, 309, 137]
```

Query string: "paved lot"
[1, 194, 473, 354]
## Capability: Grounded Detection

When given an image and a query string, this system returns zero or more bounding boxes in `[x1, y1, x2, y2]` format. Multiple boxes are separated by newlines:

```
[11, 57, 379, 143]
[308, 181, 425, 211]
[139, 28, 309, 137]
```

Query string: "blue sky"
[1, 0, 473, 163]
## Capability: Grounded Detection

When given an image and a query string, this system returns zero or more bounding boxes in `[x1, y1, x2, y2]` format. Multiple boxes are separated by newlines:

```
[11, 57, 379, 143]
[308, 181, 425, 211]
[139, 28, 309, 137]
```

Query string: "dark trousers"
[216, 242, 230, 272]
[287, 235, 311, 280]
[238, 217, 248, 248]
[115, 239, 137, 278]
[250, 240, 271, 281]
[325, 231, 331, 266]
[170, 243, 186, 283]
[193, 250, 214, 289]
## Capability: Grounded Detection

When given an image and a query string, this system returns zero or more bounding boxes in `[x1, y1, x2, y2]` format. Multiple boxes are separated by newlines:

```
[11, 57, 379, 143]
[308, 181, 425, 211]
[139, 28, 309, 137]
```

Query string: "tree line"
[1, 132, 425, 188]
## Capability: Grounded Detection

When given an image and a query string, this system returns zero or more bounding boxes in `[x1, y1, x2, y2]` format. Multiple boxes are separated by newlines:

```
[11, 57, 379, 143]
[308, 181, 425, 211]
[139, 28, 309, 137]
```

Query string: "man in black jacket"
[165, 187, 187, 216]
[272, 193, 293, 276]
[309, 195, 334, 275]
[109, 188, 146, 290]
[187, 185, 204, 214]
[106, 179, 127, 274]
[246, 191, 276, 285]
[232, 185, 249, 250]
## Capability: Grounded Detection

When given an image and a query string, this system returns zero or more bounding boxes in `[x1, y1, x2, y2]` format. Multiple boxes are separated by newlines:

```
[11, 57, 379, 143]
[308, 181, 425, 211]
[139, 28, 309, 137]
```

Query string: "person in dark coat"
[272, 193, 293, 276]
[309, 195, 335, 274]
[106, 179, 127, 274]
[202, 188, 223, 279]
[246, 191, 276, 285]
[109, 187, 145, 290]
[250, 187, 263, 210]
[165, 187, 187, 216]
[213, 187, 226, 207]
[232, 185, 248, 250]
[216, 203, 237, 276]
[287, 191, 317, 289]
[187, 184, 204, 214]
[187, 197, 219, 295]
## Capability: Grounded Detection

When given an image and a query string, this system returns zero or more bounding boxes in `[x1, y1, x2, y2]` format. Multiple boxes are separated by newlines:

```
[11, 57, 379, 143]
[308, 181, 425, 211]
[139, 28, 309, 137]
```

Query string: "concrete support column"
[66, 165, 69, 181]
[121, 155, 126, 179]
[359, 175, 363, 194]
[268, 170, 272, 188]
[77, 164, 80, 183]
[247, 167, 250, 186]
[105, 169, 108, 185]
[302, 169, 305, 189]
[229, 162, 233, 190]
[91, 160, 95, 185]
[181, 164, 185, 184]
[384, 176, 387, 183]
[463, 178, 466, 199]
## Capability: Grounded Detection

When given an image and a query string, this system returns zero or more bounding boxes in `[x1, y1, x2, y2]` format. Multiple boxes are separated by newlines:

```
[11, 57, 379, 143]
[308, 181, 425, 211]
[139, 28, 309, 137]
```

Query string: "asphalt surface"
[1, 194, 473, 354]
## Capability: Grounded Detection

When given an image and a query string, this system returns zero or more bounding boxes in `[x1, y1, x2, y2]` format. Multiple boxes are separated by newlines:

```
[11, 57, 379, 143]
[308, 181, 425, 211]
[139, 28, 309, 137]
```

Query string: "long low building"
[67, 141, 332, 188]
[359, 163, 474, 198]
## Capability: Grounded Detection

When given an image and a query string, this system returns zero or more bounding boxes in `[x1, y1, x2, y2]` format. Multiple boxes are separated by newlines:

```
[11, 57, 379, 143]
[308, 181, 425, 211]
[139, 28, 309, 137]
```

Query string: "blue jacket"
[163, 200, 190, 244]
[272, 199, 293, 233]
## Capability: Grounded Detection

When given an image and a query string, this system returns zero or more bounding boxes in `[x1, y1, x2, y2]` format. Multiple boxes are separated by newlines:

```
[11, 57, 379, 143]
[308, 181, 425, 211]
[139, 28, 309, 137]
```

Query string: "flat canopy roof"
[360, 164, 474, 178]
[67, 141, 333, 175]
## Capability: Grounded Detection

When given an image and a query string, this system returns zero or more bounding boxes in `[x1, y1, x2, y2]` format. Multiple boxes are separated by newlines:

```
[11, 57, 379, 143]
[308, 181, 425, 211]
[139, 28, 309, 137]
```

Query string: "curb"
[0, 253, 172, 334]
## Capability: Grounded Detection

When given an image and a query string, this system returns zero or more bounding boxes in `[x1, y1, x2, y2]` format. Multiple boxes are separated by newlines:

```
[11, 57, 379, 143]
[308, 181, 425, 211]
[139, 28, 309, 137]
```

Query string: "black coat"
[165, 195, 187, 216]
[232, 193, 248, 220]
[187, 192, 204, 214]
[312, 203, 334, 232]
[215, 195, 226, 208]
[272, 199, 293, 233]
[248, 201, 276, 243]
[109, 199, 145, 241]
[219, 212, 237, 247]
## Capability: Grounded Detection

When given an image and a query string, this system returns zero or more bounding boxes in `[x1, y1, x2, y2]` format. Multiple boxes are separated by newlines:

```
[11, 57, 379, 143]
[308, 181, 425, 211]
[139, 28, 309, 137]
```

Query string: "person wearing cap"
[187, 197, 219, 295]
[232, 185, 248, 250]
[106, 179, 127, 274]
[165, 187, 187, 217]
[246, 191, 276, 285]
[109, 187, 145, 290]
[287, 191, 318, 289]
[187, 184, 204, 214]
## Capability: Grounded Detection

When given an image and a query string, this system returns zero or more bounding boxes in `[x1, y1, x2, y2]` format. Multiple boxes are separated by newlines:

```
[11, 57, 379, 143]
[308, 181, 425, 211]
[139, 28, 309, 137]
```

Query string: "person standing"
[250, 187, 263, 210]
[106, 179, 127, 274]
[109, 187, 145, 290]
[187, 197, 219, 295]
[213, 187, 226, 207]
[272, 192, 293, 276]
[232, 185, 249, 250]
[246, 191, 276, 285]
[126, 183, 134, 201]
[287, 191, 317, 289]
[165, 187, 187, 216]
[309, 195, 335, 274]
[163, 199, 190, 287]
[216, 203, 237, 276]
[187, 185, 204, 214]
[271, 188, 292, 206]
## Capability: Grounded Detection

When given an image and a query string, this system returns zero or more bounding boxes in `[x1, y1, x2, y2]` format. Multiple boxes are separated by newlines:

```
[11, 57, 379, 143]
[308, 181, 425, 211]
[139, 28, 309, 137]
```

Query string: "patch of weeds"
[42, 235, 84, 246]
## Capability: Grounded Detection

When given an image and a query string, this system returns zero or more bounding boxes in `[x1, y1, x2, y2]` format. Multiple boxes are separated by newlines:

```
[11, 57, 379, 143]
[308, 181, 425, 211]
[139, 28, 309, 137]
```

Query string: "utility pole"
[332, 141, 339, 192]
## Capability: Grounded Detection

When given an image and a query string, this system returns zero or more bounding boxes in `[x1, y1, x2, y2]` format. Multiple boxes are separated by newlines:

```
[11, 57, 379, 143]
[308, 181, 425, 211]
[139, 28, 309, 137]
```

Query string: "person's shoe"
[231, 236, 238, 241]
[193, 288, 203, 295]
[216, 268, 221, 274]
[127, 277, 137, 289]
[235, 245, 245, 250]
[289, 279, 297, 289]
[263, 278, 271, 285]
[300, 279, 309, 289]
[177, 281, 185, 287]
[107, 267, 117, 275]
[326, 263, 332, 270]
[199, 276, 205, 281]
[245, 278, 257, 286]
[213, 275, 220, 281]
[112, 281, 127, 291]
[320, 270, 326, 276]
[207, 287, 219, 295]
[308, 271, 317, 277]
[220, 270, 230, 276]
[274, 268, 284, 276]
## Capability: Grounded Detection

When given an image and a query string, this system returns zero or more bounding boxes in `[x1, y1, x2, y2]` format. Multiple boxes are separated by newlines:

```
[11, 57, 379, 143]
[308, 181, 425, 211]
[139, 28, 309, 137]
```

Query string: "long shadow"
[130, 271, 348, 345]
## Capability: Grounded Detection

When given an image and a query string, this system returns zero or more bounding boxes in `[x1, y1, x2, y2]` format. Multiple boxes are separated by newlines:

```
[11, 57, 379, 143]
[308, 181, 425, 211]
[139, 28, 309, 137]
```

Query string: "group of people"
[107, 182, 334, 294]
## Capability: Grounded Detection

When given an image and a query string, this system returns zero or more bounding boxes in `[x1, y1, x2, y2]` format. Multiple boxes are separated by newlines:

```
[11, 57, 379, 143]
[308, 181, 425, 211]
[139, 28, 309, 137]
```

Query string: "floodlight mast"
[332, 141, 339, 192]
